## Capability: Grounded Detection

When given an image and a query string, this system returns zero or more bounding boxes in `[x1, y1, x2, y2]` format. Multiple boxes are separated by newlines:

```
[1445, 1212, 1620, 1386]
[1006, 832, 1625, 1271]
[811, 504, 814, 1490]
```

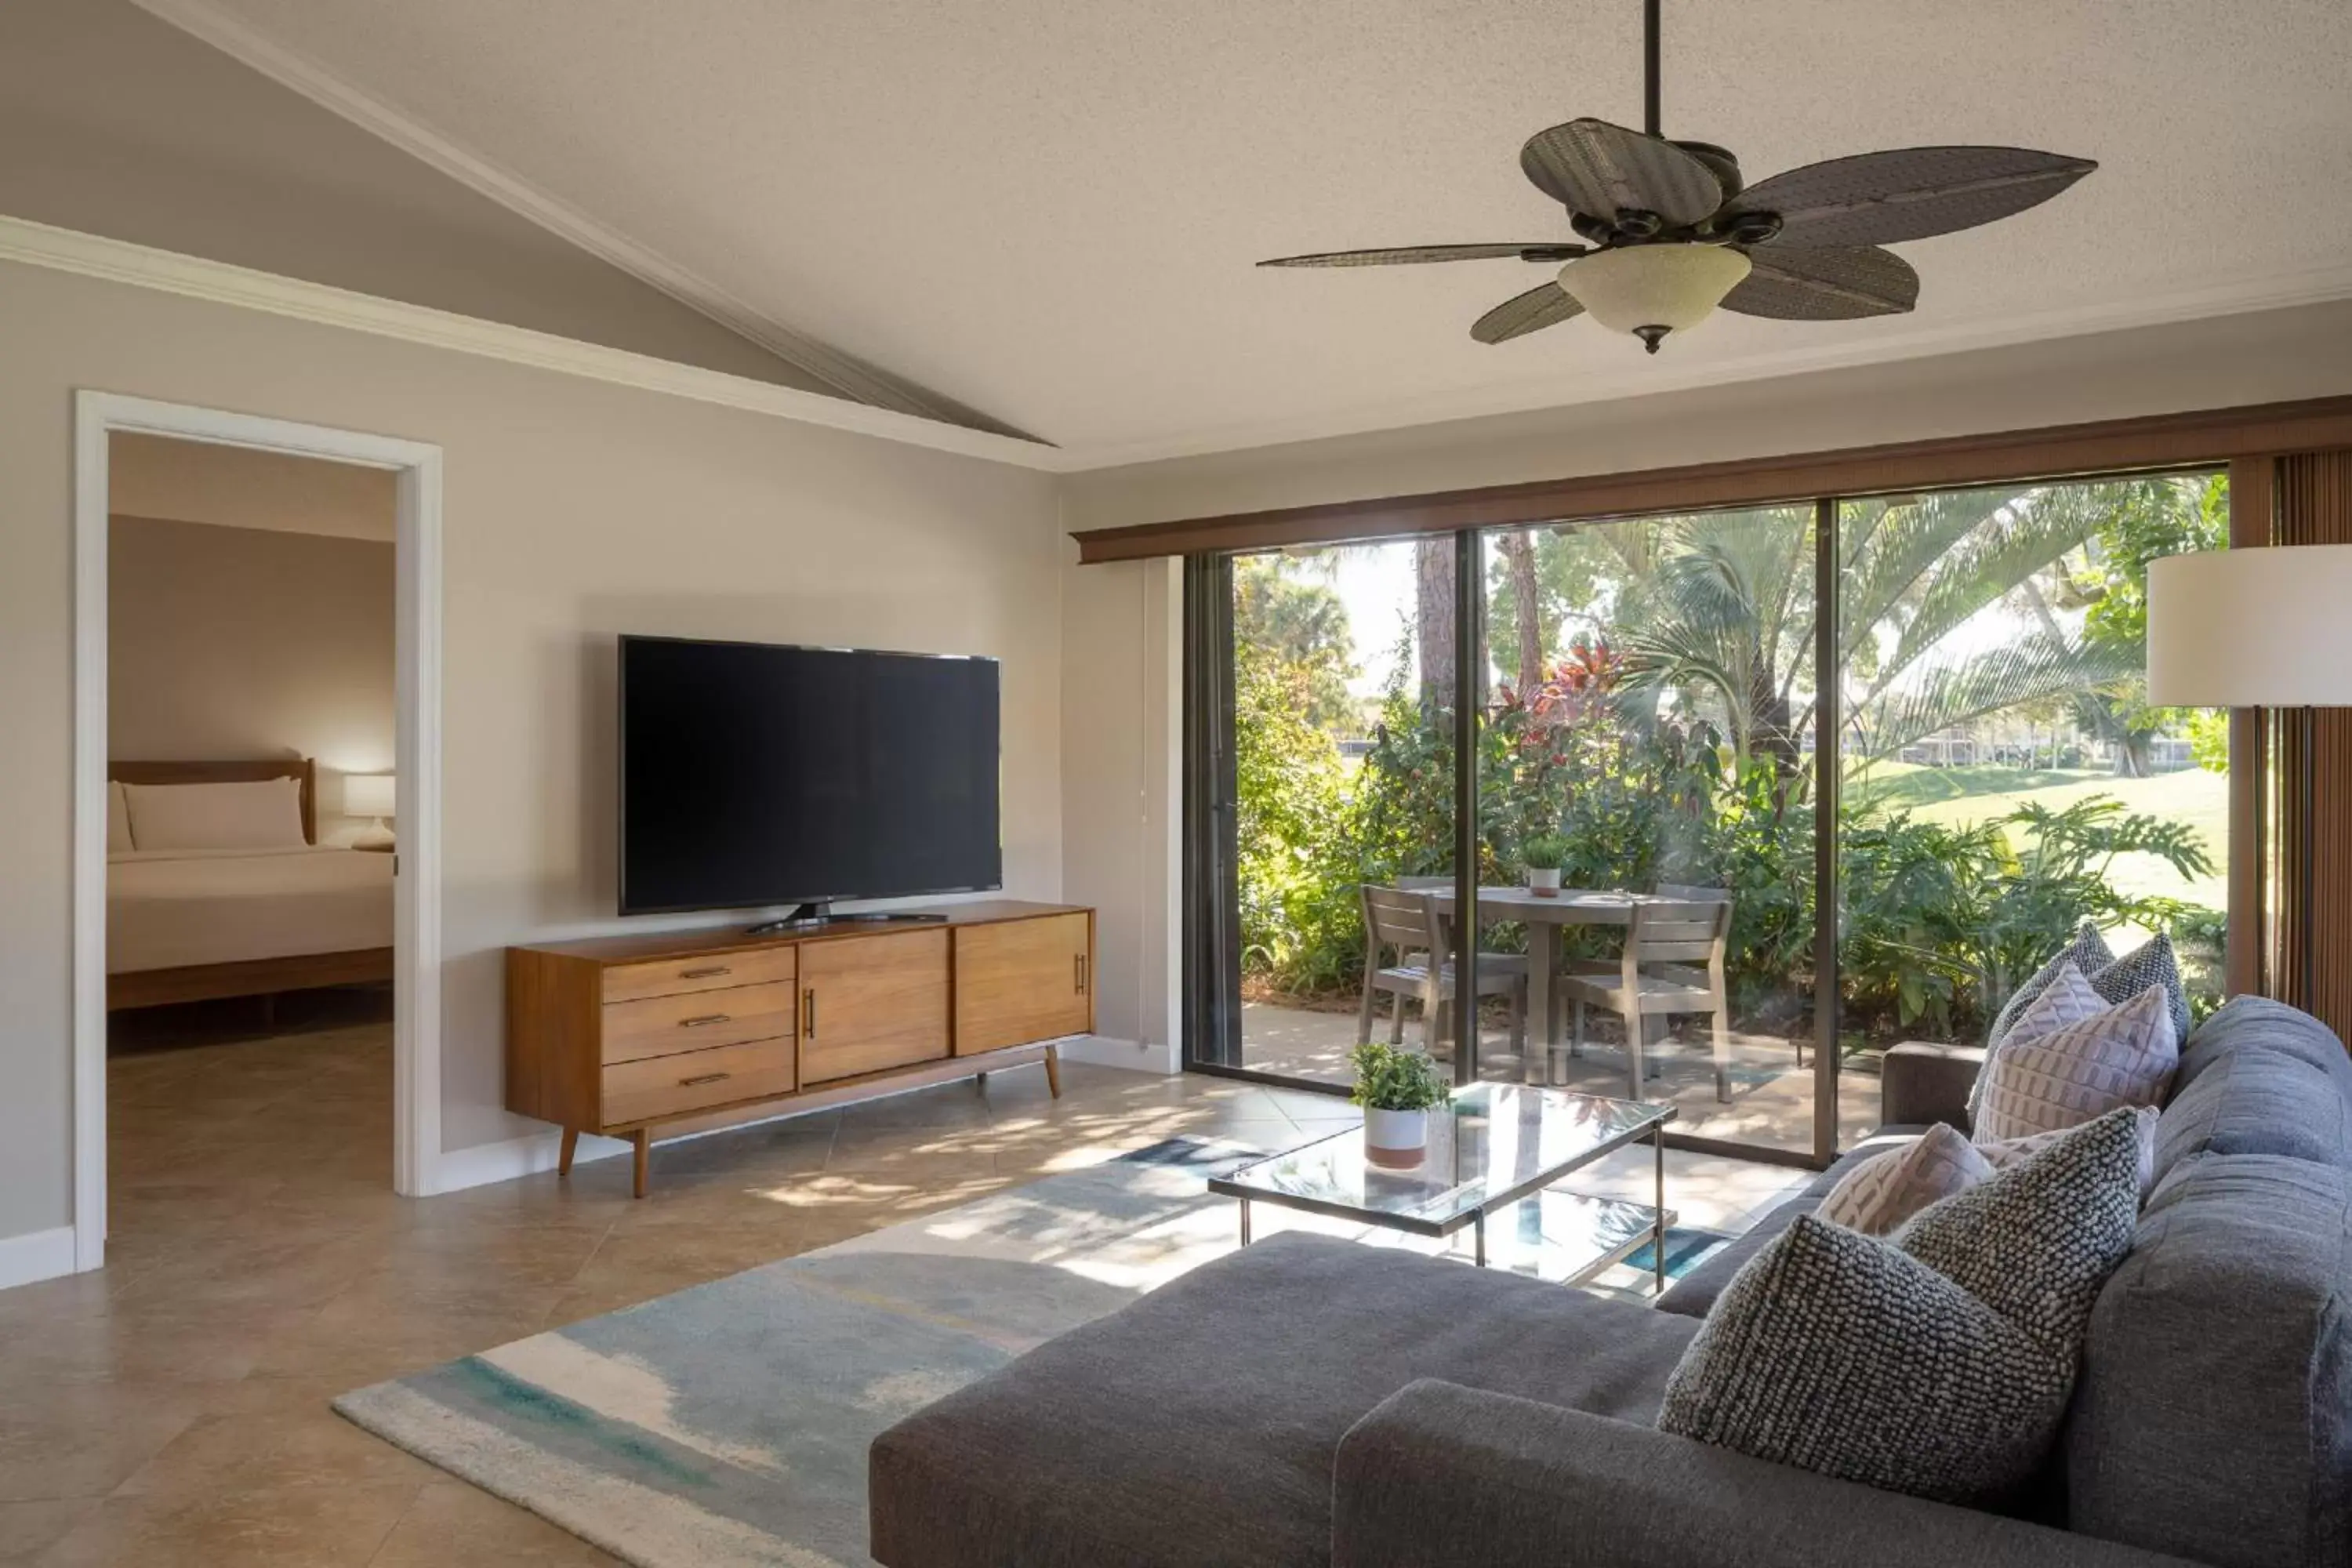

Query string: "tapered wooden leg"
[557, 1127, 579, 1177]
[631, 1128, 650, 1199]
[1043, 1046, 1062, 1098]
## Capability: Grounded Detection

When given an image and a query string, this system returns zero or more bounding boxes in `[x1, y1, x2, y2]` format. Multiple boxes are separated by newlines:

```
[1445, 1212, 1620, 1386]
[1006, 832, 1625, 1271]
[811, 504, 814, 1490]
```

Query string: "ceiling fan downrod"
[1644, 0, 1661, 138]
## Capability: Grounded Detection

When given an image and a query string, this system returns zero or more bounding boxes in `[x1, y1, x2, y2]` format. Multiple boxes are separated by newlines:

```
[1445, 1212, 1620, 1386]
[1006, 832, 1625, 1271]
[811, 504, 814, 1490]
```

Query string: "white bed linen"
[107, 844, 393, 974]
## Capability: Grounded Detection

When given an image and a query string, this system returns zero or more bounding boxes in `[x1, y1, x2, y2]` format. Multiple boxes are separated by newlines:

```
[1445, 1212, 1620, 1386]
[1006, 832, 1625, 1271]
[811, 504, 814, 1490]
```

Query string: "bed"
[106, 758, 394, 1011]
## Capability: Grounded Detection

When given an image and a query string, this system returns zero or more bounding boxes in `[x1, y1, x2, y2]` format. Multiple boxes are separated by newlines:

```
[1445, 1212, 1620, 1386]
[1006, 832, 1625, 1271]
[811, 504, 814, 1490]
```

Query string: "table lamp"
[346, 773, 397, 848]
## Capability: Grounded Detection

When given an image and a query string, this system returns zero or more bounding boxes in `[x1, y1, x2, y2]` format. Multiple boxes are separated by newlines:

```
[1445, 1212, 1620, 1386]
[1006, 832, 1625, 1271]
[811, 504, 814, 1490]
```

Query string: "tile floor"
[1, 993, 1810, 1565]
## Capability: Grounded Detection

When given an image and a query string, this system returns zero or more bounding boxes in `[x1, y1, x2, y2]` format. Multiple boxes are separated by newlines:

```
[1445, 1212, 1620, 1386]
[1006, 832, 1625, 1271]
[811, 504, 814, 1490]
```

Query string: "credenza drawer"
[602, 946, 797, 1004]
[602, 980, 800, 1065]
[602, 1036, 796, 1125]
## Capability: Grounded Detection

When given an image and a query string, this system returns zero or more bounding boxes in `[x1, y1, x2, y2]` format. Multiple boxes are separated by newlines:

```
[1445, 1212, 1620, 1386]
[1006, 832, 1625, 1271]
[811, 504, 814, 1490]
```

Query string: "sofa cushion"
[2067, 1152, 2352, 1568]
[868, 1231, 1698, 1568]
[2153, 996, 2352, 1186]
[1655, 1128, 1927, 1319]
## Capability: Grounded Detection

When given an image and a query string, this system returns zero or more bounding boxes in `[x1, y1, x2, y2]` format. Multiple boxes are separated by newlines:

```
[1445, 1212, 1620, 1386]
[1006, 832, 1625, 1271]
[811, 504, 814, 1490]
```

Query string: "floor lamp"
[2147, 544, 2352, 1007]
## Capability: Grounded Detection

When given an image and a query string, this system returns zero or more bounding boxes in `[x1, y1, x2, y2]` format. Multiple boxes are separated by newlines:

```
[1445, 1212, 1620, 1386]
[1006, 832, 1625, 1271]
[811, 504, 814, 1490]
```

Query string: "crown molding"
[126, 0, 989, 430]
[0, 215, 1066, 470]
[1064, 262, 2352, 473]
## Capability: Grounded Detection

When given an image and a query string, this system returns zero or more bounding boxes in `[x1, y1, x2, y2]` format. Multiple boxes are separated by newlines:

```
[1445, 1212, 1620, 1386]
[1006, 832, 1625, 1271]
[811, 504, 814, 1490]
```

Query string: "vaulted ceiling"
[122, 0, 2352, 462]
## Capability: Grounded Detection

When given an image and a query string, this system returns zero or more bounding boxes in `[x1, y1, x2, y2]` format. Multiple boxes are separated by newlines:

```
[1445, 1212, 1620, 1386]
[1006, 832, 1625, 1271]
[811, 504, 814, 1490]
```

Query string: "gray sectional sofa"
[869, 997, 2352, 1568]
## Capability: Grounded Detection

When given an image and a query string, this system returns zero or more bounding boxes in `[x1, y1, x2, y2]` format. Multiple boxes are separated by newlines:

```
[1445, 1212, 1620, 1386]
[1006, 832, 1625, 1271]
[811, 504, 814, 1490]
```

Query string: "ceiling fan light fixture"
[1558, 243, 1751, 351]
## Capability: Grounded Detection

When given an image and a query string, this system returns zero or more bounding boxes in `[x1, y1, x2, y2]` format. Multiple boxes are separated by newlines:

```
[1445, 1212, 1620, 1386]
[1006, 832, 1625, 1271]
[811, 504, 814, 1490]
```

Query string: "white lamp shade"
[2147, 545, 2352, 707]
[344, 773, 397, 818]
[1558, 245, 1752, 336]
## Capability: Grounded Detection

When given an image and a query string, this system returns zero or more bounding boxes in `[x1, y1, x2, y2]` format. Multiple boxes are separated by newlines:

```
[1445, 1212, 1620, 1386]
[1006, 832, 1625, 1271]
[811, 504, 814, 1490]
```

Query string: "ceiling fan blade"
[1721, 245, 1919, 320]
[1725, 146, 2095, 248]
[1519, 118, 1725, 227]
[1258, 242, 1584, 267]
[1472, 282, 1585, 344]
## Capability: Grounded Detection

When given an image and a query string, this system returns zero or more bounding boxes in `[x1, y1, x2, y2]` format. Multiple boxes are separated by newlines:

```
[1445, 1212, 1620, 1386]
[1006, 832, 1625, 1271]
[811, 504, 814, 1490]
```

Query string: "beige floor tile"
[32, 1479, 419, 1567]
[366, 1483, 618, 1566]
[0, 1385, 204, 1503]
[0, 1500, 98, 1563]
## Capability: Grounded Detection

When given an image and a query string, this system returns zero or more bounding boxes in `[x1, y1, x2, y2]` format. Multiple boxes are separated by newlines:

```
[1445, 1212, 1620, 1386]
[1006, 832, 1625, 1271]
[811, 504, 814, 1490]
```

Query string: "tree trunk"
[1501, 531, 1544, 696]
[1417, 536, 1456, 715]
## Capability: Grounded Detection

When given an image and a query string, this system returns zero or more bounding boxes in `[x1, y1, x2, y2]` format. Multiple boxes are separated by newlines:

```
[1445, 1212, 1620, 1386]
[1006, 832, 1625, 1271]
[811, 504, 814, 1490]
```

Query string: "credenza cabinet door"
[799, 928, 951, 1084]
[954, 913, 1092, 1054]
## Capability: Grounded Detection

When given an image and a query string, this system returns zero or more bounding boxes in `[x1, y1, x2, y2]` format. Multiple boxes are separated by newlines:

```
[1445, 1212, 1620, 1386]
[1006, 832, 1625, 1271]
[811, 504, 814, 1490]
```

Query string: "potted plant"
[1521, 833, 1570, 898]
[1348, 1040, 1451, 1167]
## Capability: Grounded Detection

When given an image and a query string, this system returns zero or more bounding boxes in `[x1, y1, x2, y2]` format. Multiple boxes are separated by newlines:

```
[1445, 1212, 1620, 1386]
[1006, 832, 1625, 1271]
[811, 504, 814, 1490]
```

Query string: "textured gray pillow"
[2085, 932, 2193, 1058]
[1657, 1109, 2144, 1503]
[1975, 924, 2118, 1120]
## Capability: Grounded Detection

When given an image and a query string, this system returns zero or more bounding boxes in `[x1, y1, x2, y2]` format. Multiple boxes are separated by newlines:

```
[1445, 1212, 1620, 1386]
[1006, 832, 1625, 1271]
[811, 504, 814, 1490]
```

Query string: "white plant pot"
[1526, 866, 1563, 897]
[1363, 1106, 1428, 1168]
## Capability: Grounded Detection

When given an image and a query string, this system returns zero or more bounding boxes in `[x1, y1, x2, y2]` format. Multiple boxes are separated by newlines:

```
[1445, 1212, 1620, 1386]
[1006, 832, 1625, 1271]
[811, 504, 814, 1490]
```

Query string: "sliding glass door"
[1184, 468, 2231, 1167]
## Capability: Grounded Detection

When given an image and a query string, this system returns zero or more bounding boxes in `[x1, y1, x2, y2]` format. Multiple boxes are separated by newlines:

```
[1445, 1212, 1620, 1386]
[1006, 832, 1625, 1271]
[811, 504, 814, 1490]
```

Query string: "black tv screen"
[619, 636, 1001, 916]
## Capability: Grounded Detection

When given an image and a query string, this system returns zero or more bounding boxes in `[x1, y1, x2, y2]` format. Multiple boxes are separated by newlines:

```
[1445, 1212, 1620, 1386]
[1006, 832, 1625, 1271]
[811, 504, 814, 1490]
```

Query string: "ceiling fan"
[1259, 0, 2096, 354]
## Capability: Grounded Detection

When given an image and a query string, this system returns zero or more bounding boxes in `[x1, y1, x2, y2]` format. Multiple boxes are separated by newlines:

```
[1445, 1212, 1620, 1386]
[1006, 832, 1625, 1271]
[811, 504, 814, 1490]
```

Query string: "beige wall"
[1062, 299, 2352, 529]
[0, 0, 835, 395]
[111, 434, 397, 542]
[109, 515, 395, 840]
[0, 260, 1062, 1246]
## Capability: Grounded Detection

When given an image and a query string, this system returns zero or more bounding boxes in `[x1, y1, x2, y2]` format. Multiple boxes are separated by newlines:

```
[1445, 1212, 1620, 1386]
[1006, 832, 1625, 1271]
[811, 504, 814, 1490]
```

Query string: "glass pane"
[1229, 539, 1456, 1087]
[1475, 511, 1824, 1155]
[1837, 474, 2230, 1147]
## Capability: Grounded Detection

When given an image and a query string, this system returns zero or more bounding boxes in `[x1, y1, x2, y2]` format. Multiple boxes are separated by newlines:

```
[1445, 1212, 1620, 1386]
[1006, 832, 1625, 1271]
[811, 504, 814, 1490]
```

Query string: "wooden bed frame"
[105, 757, 395, 1011]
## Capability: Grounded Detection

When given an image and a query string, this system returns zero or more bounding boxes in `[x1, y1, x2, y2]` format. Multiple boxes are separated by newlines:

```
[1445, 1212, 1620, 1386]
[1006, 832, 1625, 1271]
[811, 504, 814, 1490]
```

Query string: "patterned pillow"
[1982, 1102, 2159, 1196]
[1973, 926, 2118, 1120]
[1987, 924, 2116, 1051]
[2086, 933, 2193, 1058]
[1660, 1109, 2143, 1503]
[1973, 985, 2176, 1145]
[1817, 1123, 1994, 1236]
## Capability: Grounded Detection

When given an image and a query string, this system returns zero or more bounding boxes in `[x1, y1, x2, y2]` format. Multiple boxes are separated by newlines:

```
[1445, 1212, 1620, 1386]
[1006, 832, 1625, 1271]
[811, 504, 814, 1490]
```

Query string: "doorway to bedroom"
[73, 394, 444, 1276]
[102, 430, 400, 1247]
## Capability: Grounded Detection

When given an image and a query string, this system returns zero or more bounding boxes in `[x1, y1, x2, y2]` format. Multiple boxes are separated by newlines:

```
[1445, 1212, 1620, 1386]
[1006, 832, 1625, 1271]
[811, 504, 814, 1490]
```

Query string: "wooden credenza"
[506, 900, 1094, 1195]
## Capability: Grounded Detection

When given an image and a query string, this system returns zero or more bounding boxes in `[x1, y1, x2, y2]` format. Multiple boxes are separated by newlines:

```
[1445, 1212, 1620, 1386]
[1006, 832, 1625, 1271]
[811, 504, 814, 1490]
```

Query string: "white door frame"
[71, 391, 444, 1269]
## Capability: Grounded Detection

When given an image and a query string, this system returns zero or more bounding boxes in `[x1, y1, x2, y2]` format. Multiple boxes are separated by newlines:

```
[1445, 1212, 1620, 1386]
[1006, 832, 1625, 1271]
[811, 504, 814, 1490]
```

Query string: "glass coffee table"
[1208, 1084, 1678, 1291]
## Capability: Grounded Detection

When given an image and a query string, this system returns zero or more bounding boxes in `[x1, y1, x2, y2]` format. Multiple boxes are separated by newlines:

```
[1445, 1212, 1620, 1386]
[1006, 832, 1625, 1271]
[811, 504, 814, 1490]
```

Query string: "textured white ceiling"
[161, 0, 2352, 461]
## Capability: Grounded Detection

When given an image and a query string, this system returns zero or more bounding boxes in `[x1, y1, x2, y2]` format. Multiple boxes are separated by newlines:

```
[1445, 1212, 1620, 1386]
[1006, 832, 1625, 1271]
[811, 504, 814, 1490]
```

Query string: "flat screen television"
[619, 635, 1001, 921]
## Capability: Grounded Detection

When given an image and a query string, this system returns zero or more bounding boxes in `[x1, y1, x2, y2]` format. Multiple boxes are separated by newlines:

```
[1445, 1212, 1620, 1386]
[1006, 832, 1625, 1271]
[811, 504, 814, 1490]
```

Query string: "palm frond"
[1851, 633, 2141, 761]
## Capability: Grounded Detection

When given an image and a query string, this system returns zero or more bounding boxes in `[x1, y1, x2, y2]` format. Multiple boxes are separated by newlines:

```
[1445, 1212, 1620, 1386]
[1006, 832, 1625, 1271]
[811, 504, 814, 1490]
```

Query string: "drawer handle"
[680, 1014, 731, 1029]
[803, 988, 817, 1040]
[679, 1071, 731, 1088]
[1075, 953, 1087, 993]
[681, 965, 731, 979]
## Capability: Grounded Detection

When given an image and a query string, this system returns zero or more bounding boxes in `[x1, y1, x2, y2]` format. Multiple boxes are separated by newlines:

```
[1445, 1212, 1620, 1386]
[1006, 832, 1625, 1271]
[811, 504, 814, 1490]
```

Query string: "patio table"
[1423, 887, 1664, 1083]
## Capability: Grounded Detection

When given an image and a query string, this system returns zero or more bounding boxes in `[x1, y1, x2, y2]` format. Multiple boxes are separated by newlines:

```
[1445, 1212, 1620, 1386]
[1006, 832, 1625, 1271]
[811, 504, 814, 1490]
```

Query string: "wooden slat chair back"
[1357, 884, 1528, 1060]
[1555, 893, 1736, 1102]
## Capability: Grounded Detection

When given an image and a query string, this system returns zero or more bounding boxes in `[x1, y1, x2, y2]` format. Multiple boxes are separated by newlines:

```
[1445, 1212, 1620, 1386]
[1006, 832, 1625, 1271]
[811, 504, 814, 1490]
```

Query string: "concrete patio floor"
[1241, 998, 1884, 1156]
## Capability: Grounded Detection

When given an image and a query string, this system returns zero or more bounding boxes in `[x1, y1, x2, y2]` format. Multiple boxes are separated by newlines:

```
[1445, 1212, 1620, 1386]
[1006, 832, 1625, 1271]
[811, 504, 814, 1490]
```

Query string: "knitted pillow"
[1817, 1123, 1994, 1236]
[2086, 933, 2193, 1058]
[1659, 1109, 2143, 1504]
[1973, 985, 2176, 1145]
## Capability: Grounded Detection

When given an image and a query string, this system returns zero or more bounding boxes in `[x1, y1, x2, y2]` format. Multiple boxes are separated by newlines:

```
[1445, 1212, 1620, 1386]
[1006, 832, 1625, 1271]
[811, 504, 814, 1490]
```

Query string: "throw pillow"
[1816, 1123, 1994, 1236]
[2086, 933, 2194, 1058]
[1972, 985, 2177, 1145]
[1659, 1109, 2143, 1504]
[1983, 1103, 2160, 1196]
[1973, 926, 2118, 1120]
[1987, 923, 2117, 1051]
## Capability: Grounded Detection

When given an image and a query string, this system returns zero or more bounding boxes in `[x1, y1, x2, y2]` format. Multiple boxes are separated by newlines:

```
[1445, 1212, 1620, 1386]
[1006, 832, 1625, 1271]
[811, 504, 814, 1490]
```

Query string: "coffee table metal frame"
[1210, 1086, 1677, 1292]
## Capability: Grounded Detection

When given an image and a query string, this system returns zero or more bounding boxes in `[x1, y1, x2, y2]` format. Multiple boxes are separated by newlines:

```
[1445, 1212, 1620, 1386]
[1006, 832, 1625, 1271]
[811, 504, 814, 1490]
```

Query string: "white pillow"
[1972, 984, 2177, 1145]
[1817, 1122, 1993, 1236]
[107, 782, 133, 852]
[122, 778, 306, 851]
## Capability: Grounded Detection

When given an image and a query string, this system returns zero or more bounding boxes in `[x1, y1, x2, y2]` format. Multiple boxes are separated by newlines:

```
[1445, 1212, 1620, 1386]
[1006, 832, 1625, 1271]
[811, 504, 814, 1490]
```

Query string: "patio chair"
[1655, 882, 1798, 1070]
[1356, 885, 1527, 1058]
[1553, 895, 1734, 1102]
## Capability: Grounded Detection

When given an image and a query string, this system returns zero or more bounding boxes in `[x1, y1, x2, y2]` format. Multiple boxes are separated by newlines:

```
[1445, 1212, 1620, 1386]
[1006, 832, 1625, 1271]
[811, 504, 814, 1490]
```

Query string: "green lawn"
[1847, 761, 2228, 911]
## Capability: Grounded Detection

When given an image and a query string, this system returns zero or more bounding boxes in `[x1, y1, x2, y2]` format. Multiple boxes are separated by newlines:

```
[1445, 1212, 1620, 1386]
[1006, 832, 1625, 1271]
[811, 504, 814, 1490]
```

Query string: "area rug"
[335, 1137, 1726, 1567]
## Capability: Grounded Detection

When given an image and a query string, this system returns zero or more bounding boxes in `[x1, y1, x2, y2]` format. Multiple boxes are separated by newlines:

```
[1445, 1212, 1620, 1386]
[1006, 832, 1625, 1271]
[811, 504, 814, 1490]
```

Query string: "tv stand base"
[746, 901, 950, 936]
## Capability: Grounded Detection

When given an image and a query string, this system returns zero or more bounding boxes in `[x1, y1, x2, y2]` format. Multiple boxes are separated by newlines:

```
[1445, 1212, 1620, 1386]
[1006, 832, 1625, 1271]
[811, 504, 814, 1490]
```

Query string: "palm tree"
[1597, 485, 2140, 771]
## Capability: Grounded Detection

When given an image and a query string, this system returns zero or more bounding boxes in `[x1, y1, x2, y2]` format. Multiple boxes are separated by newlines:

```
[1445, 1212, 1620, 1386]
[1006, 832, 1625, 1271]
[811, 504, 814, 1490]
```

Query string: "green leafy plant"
[1519, 833, 1571, 871]
[1348, 1041, 1452, 1112]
